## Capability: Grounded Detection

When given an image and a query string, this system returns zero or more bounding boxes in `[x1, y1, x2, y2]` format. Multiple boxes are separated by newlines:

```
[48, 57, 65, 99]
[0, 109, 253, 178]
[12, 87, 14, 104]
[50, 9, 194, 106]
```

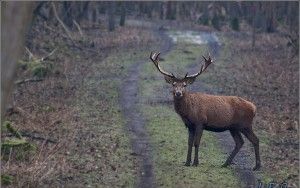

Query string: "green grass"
[139, 41, 240, 187]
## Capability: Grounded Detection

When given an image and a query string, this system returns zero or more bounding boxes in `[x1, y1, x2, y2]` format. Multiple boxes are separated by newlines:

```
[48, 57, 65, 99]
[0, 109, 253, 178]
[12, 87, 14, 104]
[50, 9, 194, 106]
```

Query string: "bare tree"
[166, 1, 177, 20]
[107, 2, 115, 31]
[119, 2, 126, 26]
[251, 3, 259, 49]
[265, 3, 276, 32]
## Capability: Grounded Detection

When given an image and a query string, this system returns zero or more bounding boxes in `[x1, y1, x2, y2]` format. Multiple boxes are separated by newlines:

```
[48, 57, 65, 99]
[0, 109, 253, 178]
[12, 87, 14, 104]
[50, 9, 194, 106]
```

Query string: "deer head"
[150, 52, 213, 98]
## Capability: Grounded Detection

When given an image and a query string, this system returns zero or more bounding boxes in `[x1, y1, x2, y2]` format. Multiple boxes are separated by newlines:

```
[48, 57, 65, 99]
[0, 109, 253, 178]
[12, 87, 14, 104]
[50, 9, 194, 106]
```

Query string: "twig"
[25, 47, 35, 60]
[21, 132, 58, 144]
[51, 2, 74, 42]
[6, 148, 13, 169]
[15, 78, 43, 85]
[73, 19, 83, 37]
[25, 46, 57, 62]
[37, 48, 57, 62]
[6, 131, 57, 144]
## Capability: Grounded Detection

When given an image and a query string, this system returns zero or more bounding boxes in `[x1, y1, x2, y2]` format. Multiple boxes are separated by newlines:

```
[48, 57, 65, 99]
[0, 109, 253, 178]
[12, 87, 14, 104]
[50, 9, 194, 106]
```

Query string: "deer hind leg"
[240, 127, 261, 171]
[222, 129, 244, 167]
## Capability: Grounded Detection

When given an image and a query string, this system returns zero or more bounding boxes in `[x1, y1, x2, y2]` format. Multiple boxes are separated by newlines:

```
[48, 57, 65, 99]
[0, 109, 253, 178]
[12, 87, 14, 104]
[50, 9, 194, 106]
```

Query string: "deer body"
[174, 92, 256, 130]
[150, 52, 261, 171]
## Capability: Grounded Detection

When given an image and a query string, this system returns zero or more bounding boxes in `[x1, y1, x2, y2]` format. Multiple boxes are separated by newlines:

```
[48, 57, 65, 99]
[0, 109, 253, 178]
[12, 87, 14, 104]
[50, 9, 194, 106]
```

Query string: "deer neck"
[173, 92, 190, 117]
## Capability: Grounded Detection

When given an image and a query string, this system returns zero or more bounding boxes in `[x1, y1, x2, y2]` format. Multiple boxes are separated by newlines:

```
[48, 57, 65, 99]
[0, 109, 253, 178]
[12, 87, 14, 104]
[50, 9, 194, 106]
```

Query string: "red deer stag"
[150, 52, 261, 171]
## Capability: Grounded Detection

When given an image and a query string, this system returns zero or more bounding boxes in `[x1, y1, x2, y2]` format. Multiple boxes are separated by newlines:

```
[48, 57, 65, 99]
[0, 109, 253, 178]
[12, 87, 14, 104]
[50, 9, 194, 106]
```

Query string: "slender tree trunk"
[107, 2, 115, 31]
[92, 7, 97, 24]
[265, 3, 275, 32]
[166, 1, 176, 20]
[146, 2, 153, 19]
[159, 2, 165, 20]
[78, 2, 89, 21]
[252, 3, 259, 49]
[63, 2, 73, 28]
[119, 2, 126, 26]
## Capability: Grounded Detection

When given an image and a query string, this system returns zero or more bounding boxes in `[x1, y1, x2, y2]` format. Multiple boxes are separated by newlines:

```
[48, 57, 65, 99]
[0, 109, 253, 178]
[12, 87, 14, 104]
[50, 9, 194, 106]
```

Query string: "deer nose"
[175, 91, 182, 97]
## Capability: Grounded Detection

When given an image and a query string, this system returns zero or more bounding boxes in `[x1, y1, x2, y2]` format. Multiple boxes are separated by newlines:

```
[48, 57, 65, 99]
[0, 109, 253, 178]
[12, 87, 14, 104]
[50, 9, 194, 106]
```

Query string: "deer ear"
[164, 75, 174, 84]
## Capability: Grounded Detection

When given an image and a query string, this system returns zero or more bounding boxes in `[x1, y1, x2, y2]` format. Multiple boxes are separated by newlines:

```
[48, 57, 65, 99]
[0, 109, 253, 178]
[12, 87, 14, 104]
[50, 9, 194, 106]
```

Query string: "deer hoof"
[192, 162, 199, 166]
[184, 162, 191, 166]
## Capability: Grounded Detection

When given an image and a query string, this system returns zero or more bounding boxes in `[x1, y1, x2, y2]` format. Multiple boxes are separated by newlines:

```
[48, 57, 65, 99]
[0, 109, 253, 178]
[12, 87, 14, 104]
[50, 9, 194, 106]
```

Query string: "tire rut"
[120, 30, 173, 188]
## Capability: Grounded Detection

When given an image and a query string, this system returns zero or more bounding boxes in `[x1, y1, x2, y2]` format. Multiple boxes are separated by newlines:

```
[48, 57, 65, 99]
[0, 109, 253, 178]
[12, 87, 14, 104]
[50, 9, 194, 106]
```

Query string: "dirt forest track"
[120, 30, 173, 188]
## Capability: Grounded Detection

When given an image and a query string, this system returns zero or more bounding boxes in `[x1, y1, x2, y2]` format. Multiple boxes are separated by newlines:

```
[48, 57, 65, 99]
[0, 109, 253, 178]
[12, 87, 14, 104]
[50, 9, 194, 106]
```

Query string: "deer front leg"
[185, 127, 195, 166]
[193, 125, 204, 166]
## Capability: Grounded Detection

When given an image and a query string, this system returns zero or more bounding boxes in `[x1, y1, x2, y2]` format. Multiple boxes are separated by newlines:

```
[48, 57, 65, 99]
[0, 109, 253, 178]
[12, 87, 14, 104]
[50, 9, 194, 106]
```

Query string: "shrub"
[1, 174, 13, 186]
[1, 138, 36, 161]
[18, 59, 52, 78]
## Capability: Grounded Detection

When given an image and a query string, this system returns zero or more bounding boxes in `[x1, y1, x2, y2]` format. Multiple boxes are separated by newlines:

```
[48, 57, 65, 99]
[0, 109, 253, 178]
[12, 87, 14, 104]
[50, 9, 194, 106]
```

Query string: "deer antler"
[150, 52, 176, 78]
[185, 54, 213, 79]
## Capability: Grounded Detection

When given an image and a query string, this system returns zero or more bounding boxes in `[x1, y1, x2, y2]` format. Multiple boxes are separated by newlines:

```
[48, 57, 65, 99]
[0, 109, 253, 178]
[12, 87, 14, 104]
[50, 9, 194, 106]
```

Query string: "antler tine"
[185, 53, 213, 79]
[150, 52, 175, 78]
[201, 53, 213, 73]
[184, 72, 188, 78]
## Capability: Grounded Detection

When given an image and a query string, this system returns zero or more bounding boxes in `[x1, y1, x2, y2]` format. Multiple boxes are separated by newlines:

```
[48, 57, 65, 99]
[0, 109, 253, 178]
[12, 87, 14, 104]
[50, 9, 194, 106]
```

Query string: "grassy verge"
[139, 41, 240, 187]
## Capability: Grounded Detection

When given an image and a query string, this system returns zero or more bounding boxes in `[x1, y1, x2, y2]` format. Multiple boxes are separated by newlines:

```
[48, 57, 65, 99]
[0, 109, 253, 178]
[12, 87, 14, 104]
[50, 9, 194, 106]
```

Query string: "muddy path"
[120, 30, 173, 188]
[187, 32, 258, 188]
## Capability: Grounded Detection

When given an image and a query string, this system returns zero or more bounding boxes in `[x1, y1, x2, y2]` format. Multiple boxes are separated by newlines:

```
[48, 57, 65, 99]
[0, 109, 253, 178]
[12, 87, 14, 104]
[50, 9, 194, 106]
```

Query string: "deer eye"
[172, 82, 177, 86]
[183, 82, 187, 87]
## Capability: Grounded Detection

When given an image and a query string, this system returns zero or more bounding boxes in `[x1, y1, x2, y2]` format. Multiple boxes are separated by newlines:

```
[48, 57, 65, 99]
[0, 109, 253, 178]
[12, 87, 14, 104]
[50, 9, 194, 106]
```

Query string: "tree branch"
[51, 2, 74, 42]
[73, 19, 83, 37]
[15, 78, 43, 85]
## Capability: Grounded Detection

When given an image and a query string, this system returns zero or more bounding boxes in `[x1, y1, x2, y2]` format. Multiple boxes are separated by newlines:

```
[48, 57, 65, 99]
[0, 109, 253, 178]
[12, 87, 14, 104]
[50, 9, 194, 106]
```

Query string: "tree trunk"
[1, 2, 35, 122]
[146, 2, 153, 19]
[159, 2, 165, 20]
[78, 2, 89, 21]
[166, 1, 176, 20]
[107, 2, 115, 31]
[252, 3, 259, 49]
[119, 2, 126, 26]
[265, 3, 275, 33]
[63, 2, 73, 28]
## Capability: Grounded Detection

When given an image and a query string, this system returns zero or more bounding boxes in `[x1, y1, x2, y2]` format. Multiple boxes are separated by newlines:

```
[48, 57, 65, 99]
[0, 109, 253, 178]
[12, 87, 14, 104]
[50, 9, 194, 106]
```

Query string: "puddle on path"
[167, 30, 221, 46]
